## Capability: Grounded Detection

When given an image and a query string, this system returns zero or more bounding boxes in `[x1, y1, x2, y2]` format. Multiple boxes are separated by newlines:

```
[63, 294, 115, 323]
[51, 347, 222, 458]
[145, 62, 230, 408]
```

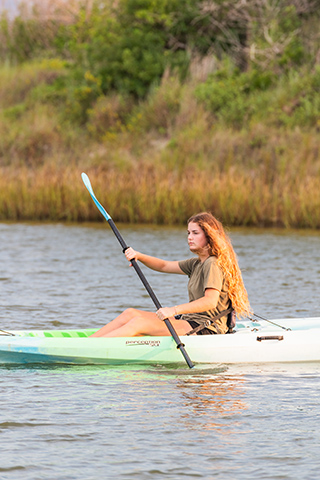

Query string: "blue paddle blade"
[81, 172, 111, 221]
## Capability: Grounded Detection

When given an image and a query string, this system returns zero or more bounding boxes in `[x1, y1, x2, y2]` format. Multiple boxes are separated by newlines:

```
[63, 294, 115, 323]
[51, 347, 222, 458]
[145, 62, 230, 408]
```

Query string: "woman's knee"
[122, 308, 139, 319]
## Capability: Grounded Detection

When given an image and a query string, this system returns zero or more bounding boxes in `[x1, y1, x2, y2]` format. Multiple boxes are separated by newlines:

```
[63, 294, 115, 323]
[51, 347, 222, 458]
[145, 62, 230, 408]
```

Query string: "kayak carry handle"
[257, 335, 284, 342]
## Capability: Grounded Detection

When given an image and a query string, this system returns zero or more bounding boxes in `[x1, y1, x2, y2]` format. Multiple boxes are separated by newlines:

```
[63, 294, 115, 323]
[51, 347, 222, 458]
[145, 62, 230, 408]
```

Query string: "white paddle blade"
[81, 172, 111, 221]
[81, 172, 94, 195]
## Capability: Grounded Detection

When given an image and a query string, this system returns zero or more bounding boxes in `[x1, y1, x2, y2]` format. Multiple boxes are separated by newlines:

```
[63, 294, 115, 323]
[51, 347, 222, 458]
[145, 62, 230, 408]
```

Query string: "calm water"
[0, 223, 320, 480]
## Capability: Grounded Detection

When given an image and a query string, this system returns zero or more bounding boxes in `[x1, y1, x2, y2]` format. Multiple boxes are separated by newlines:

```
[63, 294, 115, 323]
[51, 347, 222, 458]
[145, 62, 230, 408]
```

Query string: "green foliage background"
[0, 0, 320, 226]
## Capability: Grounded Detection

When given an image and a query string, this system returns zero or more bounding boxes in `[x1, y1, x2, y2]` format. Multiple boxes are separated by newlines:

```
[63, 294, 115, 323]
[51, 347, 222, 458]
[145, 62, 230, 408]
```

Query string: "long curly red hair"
[188, 212, 251, 318]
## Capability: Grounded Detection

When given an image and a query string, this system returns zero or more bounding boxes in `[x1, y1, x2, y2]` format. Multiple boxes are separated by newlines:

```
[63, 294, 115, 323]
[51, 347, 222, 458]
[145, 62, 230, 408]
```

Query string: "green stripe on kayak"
[22, 329, 97, 338]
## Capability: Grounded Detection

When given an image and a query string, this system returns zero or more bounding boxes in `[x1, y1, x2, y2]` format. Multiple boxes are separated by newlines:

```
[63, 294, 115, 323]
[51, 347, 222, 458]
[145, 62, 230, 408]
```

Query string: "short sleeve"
[178, 258, 198, 276]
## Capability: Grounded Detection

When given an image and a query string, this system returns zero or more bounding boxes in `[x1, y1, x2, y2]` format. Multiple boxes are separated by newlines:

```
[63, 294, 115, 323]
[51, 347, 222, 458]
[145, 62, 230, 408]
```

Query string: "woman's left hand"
[156, 307, 177, 321]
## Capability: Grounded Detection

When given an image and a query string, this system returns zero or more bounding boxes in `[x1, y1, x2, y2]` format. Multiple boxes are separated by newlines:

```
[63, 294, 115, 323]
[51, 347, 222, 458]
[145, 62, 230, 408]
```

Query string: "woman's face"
[187, 221, 208, 254]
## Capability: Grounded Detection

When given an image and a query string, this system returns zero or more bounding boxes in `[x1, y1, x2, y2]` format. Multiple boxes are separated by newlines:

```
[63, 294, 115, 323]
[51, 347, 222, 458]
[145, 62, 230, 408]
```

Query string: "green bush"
[195, 61, 320, 129]
[87, 93, 134, 139]
[263, 67, 320, 128]
[194, 62, 275, 127]
[127, 76, 183, 134]
[1, 0, 320, 132]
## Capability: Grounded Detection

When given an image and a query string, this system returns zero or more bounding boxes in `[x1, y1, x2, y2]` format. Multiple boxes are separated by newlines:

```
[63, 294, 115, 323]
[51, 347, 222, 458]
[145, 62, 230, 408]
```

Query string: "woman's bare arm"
[156, 288, 220, 320]
[125, 247, 184, 274]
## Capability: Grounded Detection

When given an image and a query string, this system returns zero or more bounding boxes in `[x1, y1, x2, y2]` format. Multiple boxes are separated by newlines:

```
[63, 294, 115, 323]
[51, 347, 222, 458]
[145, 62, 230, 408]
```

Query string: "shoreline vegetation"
[0, 1, 320, 227]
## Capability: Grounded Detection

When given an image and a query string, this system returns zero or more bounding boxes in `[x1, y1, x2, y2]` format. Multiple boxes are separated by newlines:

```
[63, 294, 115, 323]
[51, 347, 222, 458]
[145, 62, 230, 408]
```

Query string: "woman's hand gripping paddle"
[81, 173, 194, 369]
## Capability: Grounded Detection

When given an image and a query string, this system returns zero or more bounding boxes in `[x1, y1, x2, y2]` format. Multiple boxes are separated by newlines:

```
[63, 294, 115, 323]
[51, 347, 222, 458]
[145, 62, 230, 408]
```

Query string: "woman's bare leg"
[90, 308, 144, 337]
[98, 311, 192, 337]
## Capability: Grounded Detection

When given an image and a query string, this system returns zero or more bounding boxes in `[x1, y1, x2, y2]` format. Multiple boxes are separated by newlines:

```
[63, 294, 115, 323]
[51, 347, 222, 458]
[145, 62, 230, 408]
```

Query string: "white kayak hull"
[1, 317, 320, 366]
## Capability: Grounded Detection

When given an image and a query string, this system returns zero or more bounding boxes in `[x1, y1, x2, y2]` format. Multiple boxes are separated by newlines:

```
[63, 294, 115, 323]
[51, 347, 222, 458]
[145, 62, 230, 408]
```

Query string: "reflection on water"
[177, 375, 248, 432]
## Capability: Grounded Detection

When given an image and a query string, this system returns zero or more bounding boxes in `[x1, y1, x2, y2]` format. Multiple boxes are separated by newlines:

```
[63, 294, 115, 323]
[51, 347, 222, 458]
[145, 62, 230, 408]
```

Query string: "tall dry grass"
[0, 158, 320, 228]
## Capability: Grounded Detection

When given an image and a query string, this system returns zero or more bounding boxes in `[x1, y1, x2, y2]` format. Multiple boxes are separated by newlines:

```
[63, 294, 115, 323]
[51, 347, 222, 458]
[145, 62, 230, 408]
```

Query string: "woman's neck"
[197, 250, 210, 263]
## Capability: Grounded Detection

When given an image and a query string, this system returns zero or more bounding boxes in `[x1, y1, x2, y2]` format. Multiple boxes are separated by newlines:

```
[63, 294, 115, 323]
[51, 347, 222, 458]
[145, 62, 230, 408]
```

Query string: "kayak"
[1, 317, 320, 366]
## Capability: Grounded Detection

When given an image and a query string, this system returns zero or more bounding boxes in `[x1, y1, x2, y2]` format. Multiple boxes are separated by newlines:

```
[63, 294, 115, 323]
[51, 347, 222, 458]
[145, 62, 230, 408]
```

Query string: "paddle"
[81, 173, 194, 368]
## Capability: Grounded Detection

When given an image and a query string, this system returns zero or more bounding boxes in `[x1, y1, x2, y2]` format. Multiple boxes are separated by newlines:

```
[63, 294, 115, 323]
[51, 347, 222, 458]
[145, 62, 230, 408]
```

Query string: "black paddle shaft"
[107, 219, 194, 368]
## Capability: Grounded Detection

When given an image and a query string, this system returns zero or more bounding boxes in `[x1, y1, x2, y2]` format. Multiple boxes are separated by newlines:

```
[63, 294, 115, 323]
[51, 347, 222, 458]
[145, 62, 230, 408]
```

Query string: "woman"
[91, 212, 251, 337]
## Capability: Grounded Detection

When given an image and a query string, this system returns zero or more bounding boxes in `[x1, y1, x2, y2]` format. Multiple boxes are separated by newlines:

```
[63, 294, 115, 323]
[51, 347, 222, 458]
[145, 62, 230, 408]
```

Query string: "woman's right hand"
[125, 247, 139, 264]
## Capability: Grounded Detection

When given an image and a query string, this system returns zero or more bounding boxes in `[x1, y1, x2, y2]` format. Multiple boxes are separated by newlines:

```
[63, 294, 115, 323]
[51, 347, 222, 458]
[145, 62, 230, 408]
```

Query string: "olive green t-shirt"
[178, 256, 231, 334]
